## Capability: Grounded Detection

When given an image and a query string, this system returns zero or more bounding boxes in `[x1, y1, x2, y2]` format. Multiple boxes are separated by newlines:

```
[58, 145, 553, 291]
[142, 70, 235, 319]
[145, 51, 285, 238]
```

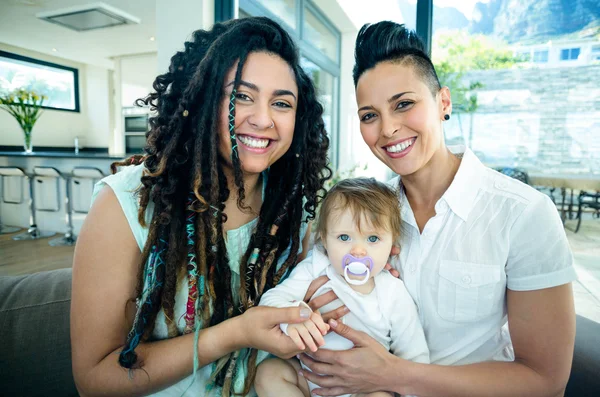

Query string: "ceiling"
[0, 0, 157, 69]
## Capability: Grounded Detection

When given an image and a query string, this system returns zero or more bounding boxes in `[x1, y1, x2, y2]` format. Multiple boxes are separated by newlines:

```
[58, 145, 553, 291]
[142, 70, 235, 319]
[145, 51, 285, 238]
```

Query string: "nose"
[381, 115, 399, 138]
[248, 103, 273, 130]
[350, 243, 367, 258]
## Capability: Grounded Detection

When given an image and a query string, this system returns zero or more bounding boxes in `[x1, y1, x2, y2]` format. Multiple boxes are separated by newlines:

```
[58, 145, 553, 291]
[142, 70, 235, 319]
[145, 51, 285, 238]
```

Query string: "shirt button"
[461, 275, 472, 285]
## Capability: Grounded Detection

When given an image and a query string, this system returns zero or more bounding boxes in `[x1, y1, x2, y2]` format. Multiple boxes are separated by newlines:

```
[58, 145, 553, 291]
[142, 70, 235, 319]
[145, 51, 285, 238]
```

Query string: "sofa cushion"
[565, 315, 600, 397]
[0, 268, 78, 396]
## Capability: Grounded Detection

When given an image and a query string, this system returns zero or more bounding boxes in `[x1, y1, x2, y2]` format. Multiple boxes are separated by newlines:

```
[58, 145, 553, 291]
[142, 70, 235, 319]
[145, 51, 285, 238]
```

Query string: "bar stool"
[48, 168, 76, 247]
[71, 167, 106, 214]
[12, 166, 57, 241]
[46, 166, 105, 247]
[0, 167, 24, 234]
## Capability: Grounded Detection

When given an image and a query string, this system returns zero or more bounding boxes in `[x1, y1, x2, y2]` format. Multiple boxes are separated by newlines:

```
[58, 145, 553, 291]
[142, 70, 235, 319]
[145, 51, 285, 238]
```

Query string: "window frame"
[0, 50, 80, 113]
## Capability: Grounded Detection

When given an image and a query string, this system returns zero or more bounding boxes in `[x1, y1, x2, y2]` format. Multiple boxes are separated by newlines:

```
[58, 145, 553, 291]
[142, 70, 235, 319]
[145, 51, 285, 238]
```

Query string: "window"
[560, 47, 581, 61]
[533, 50, 548, 63]
[300, 57, 335, 136]
[303, 7, 338, 62]
[259, 0, 296, 29]
[0, 51, 79, 112]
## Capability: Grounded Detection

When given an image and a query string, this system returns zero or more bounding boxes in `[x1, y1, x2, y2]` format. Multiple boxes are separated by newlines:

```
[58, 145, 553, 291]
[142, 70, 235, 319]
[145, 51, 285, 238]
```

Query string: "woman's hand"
[286, 310, 330, 352]
[239, 305, 311, 359]
[304, 276, 349, 322]
[385, 246, 400, 278]
[298, 319, 404, 396]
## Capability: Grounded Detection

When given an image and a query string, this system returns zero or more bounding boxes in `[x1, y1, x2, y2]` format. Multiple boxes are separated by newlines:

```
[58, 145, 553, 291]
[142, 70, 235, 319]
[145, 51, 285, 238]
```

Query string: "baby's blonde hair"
[316, 177, 402, 241]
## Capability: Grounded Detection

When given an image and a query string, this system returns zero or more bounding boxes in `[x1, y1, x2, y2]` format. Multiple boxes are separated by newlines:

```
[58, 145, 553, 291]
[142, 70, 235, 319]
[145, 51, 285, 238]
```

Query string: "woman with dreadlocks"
[70, 17, 330, 396]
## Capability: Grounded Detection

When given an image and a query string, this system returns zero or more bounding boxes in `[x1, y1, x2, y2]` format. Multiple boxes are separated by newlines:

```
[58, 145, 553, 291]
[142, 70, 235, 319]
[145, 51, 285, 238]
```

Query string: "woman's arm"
[71, 187, 307, 397]
[299, 283, 575, 397]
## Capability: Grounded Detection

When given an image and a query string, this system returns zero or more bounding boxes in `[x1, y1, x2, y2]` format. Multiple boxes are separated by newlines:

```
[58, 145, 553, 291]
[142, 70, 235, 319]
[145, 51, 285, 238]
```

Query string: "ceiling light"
[52, 48, 57, 52]
[36, 2, 140, 32]
[149, 36, 155, 41]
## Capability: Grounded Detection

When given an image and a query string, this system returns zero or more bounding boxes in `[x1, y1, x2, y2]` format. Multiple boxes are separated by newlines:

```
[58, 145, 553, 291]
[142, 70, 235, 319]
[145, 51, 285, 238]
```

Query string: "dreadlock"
[110, 16, 330, 395]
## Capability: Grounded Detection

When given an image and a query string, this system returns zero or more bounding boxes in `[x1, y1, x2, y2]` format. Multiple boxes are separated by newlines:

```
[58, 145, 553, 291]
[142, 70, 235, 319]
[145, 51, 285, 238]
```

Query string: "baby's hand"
[286, 311, 330, 352]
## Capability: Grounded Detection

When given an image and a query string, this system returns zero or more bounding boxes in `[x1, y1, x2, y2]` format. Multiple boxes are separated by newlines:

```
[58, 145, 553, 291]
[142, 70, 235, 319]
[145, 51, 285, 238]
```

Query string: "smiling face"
[356, 61, 452, 177]
[322, 207, 393, 284]
[218, 51, 298, 175]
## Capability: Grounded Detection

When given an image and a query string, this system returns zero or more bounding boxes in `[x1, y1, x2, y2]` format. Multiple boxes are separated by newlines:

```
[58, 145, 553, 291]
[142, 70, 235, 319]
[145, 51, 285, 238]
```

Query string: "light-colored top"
[91, 163, 308, 396]
[259, 245, 430, 364]
[388, 146, 577, 366]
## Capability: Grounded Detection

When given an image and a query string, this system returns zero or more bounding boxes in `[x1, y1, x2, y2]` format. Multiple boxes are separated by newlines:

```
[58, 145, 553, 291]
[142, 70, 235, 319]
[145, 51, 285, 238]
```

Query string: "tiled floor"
[564, 214, 600, 323]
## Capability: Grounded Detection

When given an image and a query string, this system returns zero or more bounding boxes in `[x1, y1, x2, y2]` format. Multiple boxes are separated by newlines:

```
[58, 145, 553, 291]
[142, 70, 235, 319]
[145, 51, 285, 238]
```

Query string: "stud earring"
[444, 114, 450, 121]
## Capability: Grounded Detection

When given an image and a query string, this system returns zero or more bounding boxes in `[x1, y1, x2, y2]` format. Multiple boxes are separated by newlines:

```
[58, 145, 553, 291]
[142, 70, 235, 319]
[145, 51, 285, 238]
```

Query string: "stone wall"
[444, 64, 600, 175]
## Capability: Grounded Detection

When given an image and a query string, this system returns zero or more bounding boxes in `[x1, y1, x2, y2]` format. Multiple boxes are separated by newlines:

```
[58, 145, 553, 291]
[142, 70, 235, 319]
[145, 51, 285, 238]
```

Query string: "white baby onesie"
[259, 245, 429, 397]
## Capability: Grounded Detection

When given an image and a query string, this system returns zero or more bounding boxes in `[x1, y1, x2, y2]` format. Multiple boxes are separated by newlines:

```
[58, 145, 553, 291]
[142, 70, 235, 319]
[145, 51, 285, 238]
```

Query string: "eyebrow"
[357, 91, 414, 112]
[226, 80, 297, 101]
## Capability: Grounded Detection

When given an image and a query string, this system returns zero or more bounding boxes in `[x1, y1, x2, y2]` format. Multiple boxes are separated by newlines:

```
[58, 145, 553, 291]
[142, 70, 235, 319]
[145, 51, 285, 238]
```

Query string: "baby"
[254, 178, 429, 397]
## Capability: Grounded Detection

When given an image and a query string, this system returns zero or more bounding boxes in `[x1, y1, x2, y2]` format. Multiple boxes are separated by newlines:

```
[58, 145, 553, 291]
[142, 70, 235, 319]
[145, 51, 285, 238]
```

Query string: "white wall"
[120, 53, 158, 107]
[0, 43, 112, 149]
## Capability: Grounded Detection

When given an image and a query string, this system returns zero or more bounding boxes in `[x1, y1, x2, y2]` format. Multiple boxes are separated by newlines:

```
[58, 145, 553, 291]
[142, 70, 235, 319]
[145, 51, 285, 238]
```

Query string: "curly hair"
[110, 17, 330, 395]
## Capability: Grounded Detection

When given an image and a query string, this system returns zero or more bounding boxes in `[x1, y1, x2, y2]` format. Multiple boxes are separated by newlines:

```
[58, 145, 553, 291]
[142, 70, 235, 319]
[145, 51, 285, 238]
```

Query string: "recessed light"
[52, 48, 58, 52]
[149, 36, 155, 41]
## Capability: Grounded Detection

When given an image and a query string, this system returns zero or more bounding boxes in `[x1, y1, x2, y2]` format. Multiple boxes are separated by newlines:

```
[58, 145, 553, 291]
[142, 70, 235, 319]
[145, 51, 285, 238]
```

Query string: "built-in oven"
[123, 108, 150, 153]
[124, 114, 149, 133]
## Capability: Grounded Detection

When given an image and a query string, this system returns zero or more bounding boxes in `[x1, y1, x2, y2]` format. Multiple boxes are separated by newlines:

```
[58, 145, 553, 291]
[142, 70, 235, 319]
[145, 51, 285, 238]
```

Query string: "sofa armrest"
[0, 268, 78, 397]
[565, 314, 600, 397]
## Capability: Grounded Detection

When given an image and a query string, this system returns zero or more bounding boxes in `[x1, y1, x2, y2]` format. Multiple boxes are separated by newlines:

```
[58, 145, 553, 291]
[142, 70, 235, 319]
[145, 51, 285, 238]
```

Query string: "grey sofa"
[1, 269, 599, 396]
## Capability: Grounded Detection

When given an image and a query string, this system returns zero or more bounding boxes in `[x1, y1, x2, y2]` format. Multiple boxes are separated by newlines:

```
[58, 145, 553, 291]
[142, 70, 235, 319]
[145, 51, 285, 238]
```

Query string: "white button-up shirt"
[389, 146, 577, 365]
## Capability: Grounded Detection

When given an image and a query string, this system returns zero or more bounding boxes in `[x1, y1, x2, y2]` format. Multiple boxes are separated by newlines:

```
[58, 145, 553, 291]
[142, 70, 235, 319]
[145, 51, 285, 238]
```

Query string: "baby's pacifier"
[341, 254, 374, 286]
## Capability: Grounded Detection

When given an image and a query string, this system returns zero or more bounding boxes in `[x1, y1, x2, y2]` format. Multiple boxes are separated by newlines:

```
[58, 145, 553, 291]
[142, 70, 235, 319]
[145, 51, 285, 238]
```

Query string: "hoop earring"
[444, 114, 450, 121]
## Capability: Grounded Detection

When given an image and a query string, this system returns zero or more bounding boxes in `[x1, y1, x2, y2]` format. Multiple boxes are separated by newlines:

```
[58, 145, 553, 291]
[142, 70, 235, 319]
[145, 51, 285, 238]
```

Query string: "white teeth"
[386, 138, 414, 153]
[238, 135, 270, 149]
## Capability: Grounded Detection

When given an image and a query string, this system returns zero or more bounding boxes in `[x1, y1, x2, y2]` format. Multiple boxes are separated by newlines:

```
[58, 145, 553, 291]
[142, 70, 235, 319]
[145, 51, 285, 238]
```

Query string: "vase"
[22, 125, 33, 154]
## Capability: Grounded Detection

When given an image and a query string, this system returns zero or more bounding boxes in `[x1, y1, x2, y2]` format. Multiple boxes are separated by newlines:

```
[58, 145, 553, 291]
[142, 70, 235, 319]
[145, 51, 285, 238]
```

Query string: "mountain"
[471, 0, 600, 43]
[419, 0, 600, 44]
[490, 0, 600, 43]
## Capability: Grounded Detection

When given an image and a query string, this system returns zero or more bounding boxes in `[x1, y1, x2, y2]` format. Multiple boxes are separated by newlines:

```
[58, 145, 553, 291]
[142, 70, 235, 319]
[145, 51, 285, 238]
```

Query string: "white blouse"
[389, 146, 577, 365]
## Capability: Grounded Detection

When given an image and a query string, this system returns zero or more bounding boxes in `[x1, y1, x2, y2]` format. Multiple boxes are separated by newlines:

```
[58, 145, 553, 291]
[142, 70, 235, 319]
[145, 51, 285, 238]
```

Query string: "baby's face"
[322, 208, 394, 282]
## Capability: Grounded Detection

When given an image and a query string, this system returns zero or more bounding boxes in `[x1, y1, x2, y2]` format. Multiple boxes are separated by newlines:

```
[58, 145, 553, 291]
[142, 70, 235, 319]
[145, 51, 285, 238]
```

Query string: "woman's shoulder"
[91, 163, 150, 251]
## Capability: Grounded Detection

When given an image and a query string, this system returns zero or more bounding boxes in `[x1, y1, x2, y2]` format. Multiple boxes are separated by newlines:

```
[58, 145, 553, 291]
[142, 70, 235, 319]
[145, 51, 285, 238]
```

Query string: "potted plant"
[0, 88, 47, 153]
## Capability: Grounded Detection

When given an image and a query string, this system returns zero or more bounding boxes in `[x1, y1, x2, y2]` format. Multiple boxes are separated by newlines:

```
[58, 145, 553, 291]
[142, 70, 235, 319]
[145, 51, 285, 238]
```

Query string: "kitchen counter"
[0, 150, 133, 160]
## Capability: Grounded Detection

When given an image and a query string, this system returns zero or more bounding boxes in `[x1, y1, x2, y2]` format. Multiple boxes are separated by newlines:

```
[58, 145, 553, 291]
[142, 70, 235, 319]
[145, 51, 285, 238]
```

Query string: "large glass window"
[433, 0, 600, 322]
[0, 51, 79, 112]
[303, 8, 338, 62]
[260, 0, 297, 29]
[300, 57, 334, 135]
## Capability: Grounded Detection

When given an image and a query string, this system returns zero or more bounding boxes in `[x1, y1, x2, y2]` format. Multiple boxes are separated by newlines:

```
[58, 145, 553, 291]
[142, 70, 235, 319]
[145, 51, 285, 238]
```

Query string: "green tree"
[433, 31, 522, 145]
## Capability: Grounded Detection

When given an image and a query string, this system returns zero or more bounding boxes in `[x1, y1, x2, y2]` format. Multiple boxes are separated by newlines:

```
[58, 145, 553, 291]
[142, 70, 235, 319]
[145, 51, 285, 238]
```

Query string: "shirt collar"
[441, 145, 485, 221]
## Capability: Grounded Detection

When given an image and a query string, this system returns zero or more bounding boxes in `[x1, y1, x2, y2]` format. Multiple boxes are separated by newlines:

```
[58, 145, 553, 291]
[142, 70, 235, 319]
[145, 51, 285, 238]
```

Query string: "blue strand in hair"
[119, 238, 167, 368]
[181, 193, 207, 396]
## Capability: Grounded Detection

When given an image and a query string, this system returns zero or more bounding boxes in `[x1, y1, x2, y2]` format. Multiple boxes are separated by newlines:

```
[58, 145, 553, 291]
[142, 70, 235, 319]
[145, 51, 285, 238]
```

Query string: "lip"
[236, 134, 275, 154]
[382, 137, 417, 159]
[236, 132, 277, 141]
[382, 136, 417, 148]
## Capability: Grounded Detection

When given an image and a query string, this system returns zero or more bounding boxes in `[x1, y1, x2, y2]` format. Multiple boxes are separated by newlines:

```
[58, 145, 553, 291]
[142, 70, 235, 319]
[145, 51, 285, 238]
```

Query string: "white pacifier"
[342, 253, 374, 286]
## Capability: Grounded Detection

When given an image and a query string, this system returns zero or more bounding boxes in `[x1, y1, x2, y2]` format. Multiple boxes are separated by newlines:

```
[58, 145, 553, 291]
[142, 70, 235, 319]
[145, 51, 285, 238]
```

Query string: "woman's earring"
[444, 114, 450, 121]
